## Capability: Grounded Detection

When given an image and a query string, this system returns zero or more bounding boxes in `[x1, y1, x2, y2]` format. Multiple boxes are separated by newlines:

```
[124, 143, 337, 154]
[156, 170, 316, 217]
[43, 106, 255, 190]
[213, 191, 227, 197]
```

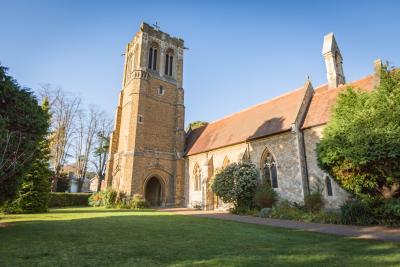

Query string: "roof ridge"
[314, 74, 374, 94]
[205, 85, 306, 126]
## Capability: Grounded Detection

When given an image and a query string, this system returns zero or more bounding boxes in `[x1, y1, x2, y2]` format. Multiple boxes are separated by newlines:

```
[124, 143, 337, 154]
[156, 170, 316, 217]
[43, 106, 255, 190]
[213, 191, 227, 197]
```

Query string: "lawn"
[0, 207, 399, 266]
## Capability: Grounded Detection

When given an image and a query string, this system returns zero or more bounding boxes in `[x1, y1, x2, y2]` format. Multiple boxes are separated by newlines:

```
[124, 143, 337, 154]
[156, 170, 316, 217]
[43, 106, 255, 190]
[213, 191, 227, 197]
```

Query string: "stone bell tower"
[104, 22, 185, 207]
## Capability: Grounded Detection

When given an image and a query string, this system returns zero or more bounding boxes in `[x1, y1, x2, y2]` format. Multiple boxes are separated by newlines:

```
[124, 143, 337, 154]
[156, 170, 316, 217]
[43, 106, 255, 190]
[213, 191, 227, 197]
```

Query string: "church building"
[104, 23, 382, 209]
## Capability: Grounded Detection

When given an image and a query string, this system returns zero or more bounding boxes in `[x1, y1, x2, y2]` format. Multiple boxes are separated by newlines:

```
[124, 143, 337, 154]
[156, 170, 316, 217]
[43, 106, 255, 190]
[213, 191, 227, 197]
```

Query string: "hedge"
[48, 193, 92, 207]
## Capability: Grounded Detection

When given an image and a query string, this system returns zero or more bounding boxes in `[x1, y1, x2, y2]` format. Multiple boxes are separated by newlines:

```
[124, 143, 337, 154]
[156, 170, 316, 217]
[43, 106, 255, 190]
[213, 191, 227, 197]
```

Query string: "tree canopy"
[317, 67, 400, 199]
[187, 121, 208, 131]
[0, 64, 49, 204]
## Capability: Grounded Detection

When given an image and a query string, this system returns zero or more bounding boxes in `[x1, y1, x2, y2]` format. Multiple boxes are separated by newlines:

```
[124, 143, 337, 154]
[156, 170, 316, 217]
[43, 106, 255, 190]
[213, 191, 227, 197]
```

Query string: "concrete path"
[158, 208, 400, 243]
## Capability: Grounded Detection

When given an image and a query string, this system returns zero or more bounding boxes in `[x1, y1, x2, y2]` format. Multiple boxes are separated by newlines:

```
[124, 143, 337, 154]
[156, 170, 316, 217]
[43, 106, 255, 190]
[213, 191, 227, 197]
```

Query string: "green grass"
[0, 207, 399, 266]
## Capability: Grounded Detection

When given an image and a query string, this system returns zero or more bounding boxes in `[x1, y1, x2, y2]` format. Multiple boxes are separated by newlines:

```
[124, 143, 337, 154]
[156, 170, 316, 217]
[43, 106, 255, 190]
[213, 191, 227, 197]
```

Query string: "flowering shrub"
[212, 162, 258, 212]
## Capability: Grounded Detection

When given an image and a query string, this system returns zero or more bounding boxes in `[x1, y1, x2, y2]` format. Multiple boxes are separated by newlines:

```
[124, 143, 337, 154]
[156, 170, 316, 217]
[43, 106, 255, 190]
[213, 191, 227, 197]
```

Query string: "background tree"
[187, 121, 208, 131]
[212, 162, 258, 212]
[39, 85, 80, 191]
[92, 115, 112, 191]
[3, 99, 52, 213]
[72, 107, 100, 192]
[317, 66, 400, 199]
[0, 64, 49, 204]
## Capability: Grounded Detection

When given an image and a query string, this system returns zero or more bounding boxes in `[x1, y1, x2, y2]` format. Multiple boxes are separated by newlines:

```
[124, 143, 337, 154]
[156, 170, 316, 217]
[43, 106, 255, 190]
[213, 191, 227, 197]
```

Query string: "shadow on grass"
[48, 207, 156, 214]
[0, 212, 399, 266]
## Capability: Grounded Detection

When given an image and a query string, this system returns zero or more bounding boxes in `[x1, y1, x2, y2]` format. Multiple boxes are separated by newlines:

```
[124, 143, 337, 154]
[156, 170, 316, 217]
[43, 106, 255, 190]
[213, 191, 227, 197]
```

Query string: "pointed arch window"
[261, 148, 278, 188]
[164, 50, 174, 76]
[148, 46, 158, 71]
[325, 176, 333, 196]
[193, 163, 201, 191]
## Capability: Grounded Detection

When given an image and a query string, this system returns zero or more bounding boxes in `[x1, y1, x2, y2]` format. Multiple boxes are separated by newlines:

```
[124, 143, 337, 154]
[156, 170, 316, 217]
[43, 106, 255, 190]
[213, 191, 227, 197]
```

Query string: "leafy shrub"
[379, 198, 400, 226]
[88, 190, 148, 210]
[270, 200, 340, 224]
[48, 193, 91, 207]
[385, 198, 400, 217]
[56, 173, 70, 192]
[270, 200, 303, 220]
[115, 193, 131, 209]
[257, 208, 272, 218]
[88, 191, 103, 207]
[102, 188, 117, 208]
[88, 188, 117, 208]
[130, 194, 148, 209]
[340, 200, 376, 225]
[212, 162, 258, 212]
[304, 192, 324, 212]
[254, 183, 278, 209]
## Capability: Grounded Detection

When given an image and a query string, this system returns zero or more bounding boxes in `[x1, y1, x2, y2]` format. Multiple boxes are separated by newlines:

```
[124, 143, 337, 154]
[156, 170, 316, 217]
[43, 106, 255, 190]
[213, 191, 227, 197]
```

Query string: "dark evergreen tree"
[0, 64, 49, 204]
[3, 99, 52, 213]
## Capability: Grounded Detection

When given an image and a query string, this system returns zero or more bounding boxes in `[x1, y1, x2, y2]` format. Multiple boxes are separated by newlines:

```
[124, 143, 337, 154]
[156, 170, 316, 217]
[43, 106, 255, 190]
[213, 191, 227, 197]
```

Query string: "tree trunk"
[77, 178, 84, 193]
[97, 174, 104, 192]
[51, 167, 61, 192]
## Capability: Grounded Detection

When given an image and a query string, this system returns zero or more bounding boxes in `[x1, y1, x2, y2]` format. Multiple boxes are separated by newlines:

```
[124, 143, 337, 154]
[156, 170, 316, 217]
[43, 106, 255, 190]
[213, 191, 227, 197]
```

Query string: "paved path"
[158, 208, 400, 243]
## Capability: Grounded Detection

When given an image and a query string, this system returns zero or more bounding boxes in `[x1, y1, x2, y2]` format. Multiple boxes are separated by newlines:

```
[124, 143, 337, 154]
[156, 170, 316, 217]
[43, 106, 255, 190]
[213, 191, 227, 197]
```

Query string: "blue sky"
[1, 0, 400, 126]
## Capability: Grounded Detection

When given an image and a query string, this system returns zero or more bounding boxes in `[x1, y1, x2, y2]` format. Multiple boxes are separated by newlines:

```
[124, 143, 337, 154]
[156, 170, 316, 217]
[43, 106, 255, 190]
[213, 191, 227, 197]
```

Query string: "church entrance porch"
[145, 176, 162, 207]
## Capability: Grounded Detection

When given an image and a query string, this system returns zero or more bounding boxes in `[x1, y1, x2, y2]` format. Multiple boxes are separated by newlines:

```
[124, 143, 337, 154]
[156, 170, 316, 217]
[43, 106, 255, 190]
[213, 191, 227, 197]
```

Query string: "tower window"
[138, 114, 144, 124]
[148, 46, 158, 71]
[164, 51, 174, 76]
[158, 85, 165, 95]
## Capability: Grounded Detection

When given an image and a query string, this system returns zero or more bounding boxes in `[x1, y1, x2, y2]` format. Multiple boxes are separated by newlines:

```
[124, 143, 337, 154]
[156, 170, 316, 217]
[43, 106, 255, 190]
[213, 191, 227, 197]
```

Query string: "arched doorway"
[145, 176, 162, 207]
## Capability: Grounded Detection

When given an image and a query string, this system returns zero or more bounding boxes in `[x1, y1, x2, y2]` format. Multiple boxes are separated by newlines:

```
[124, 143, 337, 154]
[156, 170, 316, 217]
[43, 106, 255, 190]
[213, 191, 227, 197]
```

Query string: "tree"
[317, 66, 400, 199]
[72, 107, 99, 192]
[92, 116, 112, 191]
[212, 162, 258, 212]
[39, 85, 80, 191]
[187, 121, 208, 130]
[0, 64, 49, 204]
[3, 99, 52, 213]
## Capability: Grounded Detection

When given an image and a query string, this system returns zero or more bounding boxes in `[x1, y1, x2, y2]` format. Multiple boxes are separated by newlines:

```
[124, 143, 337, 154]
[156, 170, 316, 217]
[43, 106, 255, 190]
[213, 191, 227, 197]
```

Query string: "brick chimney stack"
[322, 33, 346, 89]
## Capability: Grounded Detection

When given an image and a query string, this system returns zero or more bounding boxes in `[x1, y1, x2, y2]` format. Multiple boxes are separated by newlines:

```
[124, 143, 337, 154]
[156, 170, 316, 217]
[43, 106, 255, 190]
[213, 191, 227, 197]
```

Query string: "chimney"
[322, 33, 346, 89]
[373, 59, 383, 87]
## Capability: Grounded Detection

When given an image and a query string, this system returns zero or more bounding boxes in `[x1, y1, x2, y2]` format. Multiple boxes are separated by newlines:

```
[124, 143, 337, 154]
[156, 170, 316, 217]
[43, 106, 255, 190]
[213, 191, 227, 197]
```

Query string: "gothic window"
[193, 163, 201, 191]
[148, 45, 158, 71]
[164, 50, 174, 76]
[261, 148, 278, 188]
[325, 176, 333, 196]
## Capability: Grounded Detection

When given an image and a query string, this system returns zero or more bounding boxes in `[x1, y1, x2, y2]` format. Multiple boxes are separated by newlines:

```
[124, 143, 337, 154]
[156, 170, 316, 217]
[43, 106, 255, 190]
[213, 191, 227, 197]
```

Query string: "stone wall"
[186, 131, 306, 209]
[303, 125, 350, 209]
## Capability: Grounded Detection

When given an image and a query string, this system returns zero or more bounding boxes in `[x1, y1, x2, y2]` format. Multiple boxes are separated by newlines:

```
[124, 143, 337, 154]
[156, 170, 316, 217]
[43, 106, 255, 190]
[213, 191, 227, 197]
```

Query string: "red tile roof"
[302, 75, 375, 129]
[185, 86, 308, 156]
[185, 74, 377, 156]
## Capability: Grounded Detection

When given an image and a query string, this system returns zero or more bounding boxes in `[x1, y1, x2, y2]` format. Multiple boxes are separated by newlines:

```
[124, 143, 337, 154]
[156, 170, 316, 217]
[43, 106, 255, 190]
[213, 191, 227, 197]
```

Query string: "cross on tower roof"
[152, 21, 160, 31]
